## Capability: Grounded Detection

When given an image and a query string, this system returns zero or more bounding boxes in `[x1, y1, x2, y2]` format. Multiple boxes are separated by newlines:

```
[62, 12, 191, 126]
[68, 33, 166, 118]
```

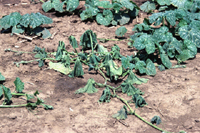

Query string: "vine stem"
[97, 68, 110, 84]
[0, 104, 27, 108]
[116, 95, 165, 132]
[89, 33, 94, 54]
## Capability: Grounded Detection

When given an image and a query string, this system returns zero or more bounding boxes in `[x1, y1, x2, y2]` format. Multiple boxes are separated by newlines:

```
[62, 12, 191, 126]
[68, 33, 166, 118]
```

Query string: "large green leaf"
[14, 77, 24, 93]
[49, 61, 72, 75]
[171, 0, 187, 9]
[69, 58, 84, 77]
[65, 0, 79, 12]
[112, 105, 127, 120]
[75, 78, 98, 94]
[97, 1, 112, 8]
[0, 12, 22, 30]
[115, 26, 127, 37]
[85, 0, 99, 7]
[80, 5, 99, 20]
[156, 0, 170, 5]
[0, 73, 5, 82]
[146, 59, 156, 76]
[140, 1, 156, 13]
[20, 12, 53, 28]
[42, 0, 64, 12]
[178, 25, 200, 48]
[135, 60, 146, 74]
[99, 87, 112, 103]
[132, 94, 147, 108]
[96, 10, 113, 26]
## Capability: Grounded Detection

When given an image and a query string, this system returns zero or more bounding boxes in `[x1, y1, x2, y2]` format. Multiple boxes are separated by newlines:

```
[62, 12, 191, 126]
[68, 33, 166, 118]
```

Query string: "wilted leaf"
[2, 85, 12, 102]
[69, 58, 84, 77]
[68, 36, 78, 49]
[99, 87, 112, 103]
[132, 93, 147, 108]
[112, 105, 127, 120]
[49, 61, 72, 75]
[80, 30, 97, 50]
[151, 116, 161, 125]
[75, 78, 98, 94]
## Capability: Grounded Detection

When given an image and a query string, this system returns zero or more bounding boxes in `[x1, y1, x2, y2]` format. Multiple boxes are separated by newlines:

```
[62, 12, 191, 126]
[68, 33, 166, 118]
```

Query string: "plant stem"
[11, 93, 26, 96]
[5, 49, 37, 54]
[97, 68, 110, 84]
[162, 17, 165, 26]
[116, 95, 165, 132]
[0, 104, 27, 108]
[89, 33, 94, 54]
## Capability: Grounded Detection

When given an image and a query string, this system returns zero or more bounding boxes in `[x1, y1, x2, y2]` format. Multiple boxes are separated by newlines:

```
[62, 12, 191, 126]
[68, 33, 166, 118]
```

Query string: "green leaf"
[135, 60, 146, 74]
[20, 12, 53, 29]
[171, 0, 187, 9]
[65, 0, 79, 12]
[146, 59, 156, 76]
[42, 104, 54, 110]
[42, 0, 64, 12]
[0, 86, 3, 98]
[80, 30, 97, 50]
[151, 116, 161, 125]
[118, 0, 134, 10]
[97, 44, 108, 55]
[69, 58, 84, 77]
[75, 78, 98, 94]
[121, 56, 131, 69]
[0, 12, 22, 30]
[85, 0, 99, 7]
[103, 54, 112, 64]
[33, 27, 51, 39]
[156, 0, 170, 6]
[178, 25, 200, 48]
[118, 13, 130, 25]
[121, 80, 143, 96]
[112, 3, 122, 13]
[89, 54, 101, 66]
[14, 77, 24, 93]
[132, 94, 147, 108]
[149, 12, 164, 26]
[49, 61, 72, 75]
[80, 5, 99, 20]
[96, 10, 113, 26]
[2, 85, 12, 102]
[11, 25, 25, 34]
[68, 36, 78, 49]
[0, 73, 5, 82]
[115, 26, 127, 37]
[99, 87, 112, 103]
[26, 103, 37, 109]
[26, 94, 34, 100]
[34, 90, 39, 96]
[97, 1, 112, 8]
[112, 105, 127, 120]
[158, 65, 165, 71]
[140, 1, 156, 13]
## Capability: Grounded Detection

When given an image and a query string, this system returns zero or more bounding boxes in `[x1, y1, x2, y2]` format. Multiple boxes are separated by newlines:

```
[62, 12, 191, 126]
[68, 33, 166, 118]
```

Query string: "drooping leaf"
[151, 116, 162, 125]
[0, 73, 5, 82]
[115, 26, 127, 37]
[68, 36, 78, 49]
[42, 0, 64, 12]
[132, 93, 147, 108]
[2, 85, 12, 102]
[34, 90, 39, 96]
[112, 105, 127, 120]
[65, 0, 79, 12]
[89, 54, 101, 66]
[14, 77, 24, 93]
[80, 30, 97, 50]
[99, 87, 112, 103]
[97, 44, 108, 55]
[126, 71, 148, 85]
[103, 54, 112, 64]
[49, 61, 72, 75]
[121, 80, 143, 96]
[75, 78, 98, 94]
[104, 60, 123, 81]
[42, 104, 54, 110]
[20, 12, 53, 29]
[0, 12, 22, 30]
[96, 10, 113, 26]
[69, 58, 84, 77]
[55, 41, 66, 60]
[140, 1, 156, 13]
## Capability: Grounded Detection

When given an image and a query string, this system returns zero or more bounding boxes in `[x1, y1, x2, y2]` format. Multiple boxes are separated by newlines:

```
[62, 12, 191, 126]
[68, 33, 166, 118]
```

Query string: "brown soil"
[0, 0, 200, 133]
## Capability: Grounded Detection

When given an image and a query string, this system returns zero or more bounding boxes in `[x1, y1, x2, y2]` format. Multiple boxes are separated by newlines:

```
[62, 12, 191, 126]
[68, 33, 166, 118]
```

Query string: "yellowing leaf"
[49, 61, 71, 75]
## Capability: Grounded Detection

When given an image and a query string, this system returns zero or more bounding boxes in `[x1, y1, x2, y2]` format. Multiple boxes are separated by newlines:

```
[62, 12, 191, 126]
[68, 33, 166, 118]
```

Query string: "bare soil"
[0, 0, 200, 133]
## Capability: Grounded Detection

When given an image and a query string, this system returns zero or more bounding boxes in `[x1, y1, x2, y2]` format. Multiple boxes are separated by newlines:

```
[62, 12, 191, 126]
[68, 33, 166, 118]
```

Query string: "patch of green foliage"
[0, 75, 53, 110]
[0, 12, 52, 39]
[42, 0, 139, 26]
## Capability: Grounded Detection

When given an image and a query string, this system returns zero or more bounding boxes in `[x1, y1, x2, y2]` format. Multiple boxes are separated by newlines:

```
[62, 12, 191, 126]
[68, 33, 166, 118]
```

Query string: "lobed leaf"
[65, 0, 79, 12]
[115, 26, 127, 37]
[75, 78, 98, 94]
[96, 10, 113, 26]
[140, 1, 156, 13]
[112, 105, 127, 120]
